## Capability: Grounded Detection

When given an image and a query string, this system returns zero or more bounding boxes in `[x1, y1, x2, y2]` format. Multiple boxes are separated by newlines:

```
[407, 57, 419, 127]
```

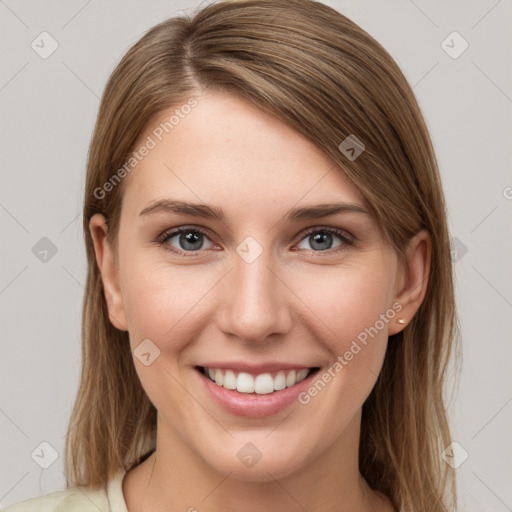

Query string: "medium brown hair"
[65, 0, 461, 510]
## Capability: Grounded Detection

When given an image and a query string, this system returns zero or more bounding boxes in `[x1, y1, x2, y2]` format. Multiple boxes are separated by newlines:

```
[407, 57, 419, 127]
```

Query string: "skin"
[90, 90, 430, 512]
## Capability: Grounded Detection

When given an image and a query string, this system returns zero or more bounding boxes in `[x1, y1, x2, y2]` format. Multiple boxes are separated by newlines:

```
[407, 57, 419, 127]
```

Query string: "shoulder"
[2, 484, 111, 512]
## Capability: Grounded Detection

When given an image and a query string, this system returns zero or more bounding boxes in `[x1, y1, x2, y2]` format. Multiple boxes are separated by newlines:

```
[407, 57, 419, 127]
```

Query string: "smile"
[194, 362, 322, 416]
[199, 366, 319, 395]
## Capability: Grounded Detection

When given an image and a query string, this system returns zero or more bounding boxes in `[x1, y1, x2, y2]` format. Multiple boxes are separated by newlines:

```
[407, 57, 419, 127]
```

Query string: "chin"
[200, 443, 311, 483]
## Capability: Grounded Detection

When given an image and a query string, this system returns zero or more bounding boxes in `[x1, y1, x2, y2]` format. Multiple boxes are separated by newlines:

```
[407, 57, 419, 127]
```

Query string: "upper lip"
[196, 362, 318, 375]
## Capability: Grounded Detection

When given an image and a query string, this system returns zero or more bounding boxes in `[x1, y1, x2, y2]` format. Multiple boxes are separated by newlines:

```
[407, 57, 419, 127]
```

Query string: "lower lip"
[195, 367, 319, 417]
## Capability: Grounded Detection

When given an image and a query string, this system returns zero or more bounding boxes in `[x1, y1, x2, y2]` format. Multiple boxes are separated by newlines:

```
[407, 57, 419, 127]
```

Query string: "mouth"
[194, 364, 321, 416]
[195, 365, 321, 395]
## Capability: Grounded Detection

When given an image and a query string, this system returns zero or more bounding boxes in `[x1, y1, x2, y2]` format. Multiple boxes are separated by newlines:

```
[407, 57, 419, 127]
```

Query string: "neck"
[127, 411, 390, 512]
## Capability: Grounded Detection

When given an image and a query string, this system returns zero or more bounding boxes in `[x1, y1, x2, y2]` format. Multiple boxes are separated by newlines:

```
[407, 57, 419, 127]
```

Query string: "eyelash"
[156, 225, 356, 258]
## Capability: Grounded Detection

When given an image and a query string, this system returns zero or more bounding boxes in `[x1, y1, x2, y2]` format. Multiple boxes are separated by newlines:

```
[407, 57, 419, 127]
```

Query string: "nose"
[216, 247, 292, 344]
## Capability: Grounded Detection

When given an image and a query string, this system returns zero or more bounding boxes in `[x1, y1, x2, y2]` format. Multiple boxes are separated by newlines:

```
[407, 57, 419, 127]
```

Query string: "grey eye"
[165, 229, 214, 251]
[296, 230, 344, 251]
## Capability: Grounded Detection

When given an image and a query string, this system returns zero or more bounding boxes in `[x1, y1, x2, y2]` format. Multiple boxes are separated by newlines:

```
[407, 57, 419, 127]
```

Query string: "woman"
[4, 0, 460, 510]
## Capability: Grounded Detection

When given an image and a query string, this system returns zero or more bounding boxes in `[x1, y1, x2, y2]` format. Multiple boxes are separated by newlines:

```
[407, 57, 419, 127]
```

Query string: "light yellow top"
[2, 470, 128, 512]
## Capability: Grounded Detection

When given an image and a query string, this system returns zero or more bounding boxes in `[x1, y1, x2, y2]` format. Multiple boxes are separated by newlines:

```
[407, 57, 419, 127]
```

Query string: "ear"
[388, 229, 431, 336]
[89, 213, 128, 331]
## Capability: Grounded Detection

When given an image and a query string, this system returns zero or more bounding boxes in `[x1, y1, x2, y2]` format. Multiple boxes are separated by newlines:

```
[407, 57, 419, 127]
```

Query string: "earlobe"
[89, 214, 128, 331]
[388, 229, 431, 336]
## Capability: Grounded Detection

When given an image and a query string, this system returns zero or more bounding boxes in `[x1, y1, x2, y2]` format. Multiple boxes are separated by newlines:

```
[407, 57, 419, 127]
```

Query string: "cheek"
[119, 256, 217, 352]
[118, 259, 215, 421]
[292, 261, 396, 351]
[295, 264, 396, 414]
[290, 260, 396, 415]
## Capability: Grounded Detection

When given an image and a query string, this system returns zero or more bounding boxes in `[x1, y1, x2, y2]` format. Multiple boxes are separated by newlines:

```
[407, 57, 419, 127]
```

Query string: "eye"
[295, 227, 354, 252]
[157, 225, 355, 257]
[158, 227, 216, 256]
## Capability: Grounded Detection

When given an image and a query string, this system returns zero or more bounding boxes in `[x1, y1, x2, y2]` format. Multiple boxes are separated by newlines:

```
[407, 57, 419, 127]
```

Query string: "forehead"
[121, 91, 365, 218]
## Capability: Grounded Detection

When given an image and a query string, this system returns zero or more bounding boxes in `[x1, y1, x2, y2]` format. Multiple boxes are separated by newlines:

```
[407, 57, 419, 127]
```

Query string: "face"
[91, 90, 426, 482]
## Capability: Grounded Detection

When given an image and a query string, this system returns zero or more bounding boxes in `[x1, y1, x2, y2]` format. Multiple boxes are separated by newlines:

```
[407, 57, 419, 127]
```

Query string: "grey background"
[1, 0, 511, 510]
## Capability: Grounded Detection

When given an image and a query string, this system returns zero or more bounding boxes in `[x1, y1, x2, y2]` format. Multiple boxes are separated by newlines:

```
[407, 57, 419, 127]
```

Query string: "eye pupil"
[310, 231, 333, 251]
[180, 230, 203, 250]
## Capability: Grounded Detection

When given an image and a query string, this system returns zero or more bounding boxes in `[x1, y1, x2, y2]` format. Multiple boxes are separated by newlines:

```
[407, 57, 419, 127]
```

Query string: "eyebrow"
[139, 199, 370, 222]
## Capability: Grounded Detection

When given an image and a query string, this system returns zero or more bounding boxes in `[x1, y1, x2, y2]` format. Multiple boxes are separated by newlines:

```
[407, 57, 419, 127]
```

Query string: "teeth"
[296, 368, 309, 381]
[274, 371, 286, 391]
[214, 369, 224, 386]
[254, 373, 274, 394]
[203, 367, 312, 394]
[223, 370, 237, 390]
[285, 370, 296, 387]
[237, 372, 255, 393]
